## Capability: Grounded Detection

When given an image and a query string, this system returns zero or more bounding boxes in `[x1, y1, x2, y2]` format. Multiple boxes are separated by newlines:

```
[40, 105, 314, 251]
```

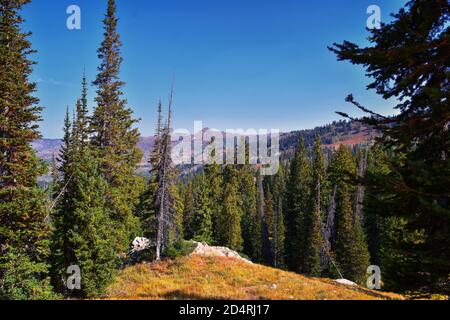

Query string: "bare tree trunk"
[156, 187, 165, 261]
[155, 85, 174, 261]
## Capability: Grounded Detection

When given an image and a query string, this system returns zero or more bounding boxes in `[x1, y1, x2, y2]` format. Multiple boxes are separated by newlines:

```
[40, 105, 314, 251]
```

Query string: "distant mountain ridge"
[32, 136, 157, 166]
[33, 120, 376, 164]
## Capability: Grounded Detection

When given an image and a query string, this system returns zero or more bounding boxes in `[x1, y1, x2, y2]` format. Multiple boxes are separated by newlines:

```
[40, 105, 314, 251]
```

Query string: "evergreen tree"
[192, 174, 213, 243]
[51, 79, 116, 298]
[76, 71, 89, 145]
[327, 145, 357, 249]
[310, 137, 327, 215]
[256, 171, 271, 264]
[169, 183, 184, 245]
[326, 145, 370, 283]
[330, 0, 450, 293]
[362, 146, 386, 266]
[90, 0, 143, 254]
[204, 160, 223, 244]
[52, 148, 116, 298]
[218, 166, 243, 252]
[335, 185, 370, 284]
[363, 147, 418, 290]
[285, 139, 311, 272]
[138, 100, 164, 245]
[57, 108, 72, 181]
[272, 165, 286, 268]
[273, 196, 286, 268]
[50, 152, 60, 199]
[0, 0, 54, 300]
[303, 137, 327, 276]
[303, 200, 323, 277]
[180, 182, 195, 240]
[238, 165, 259, 261]
[264, 189, 276, 265]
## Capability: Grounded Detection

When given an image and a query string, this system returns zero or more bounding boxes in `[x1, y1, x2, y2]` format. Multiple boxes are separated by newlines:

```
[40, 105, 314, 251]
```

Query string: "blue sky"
[23, 0, 407, 138]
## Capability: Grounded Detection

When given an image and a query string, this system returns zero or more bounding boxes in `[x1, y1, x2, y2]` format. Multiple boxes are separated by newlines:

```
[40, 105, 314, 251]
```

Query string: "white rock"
[334, 279, 358, 286]
[131, 237, 151, 253]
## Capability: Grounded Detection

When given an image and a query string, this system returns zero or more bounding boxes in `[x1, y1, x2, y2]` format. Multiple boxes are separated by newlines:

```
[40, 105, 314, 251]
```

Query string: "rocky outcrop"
[190, 241, 252, 264]
[131, 237, 151, 253]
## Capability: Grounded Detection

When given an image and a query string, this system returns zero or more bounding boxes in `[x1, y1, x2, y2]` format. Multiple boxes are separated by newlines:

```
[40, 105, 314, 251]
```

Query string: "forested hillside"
[1, 0, 448, 301]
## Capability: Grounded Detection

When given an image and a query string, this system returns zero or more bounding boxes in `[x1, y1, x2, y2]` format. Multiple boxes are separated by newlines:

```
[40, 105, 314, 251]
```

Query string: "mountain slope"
[106, 255, 402, 300]
[34, 120, 377, 163]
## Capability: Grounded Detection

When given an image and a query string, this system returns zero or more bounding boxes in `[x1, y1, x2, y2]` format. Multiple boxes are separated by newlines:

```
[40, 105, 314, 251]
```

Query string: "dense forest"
[0, 0, 448, 300]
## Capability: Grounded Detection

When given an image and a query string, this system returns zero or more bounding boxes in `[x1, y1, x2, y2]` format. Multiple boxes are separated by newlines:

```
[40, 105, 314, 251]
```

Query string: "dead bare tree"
[155, 85, 175, 261]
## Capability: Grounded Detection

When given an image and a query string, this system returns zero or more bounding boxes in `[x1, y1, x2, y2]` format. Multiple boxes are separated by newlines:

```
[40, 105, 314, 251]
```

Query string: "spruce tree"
[327, 145, 357, 249]
[76, 71, 89, 145]
[285, 139, 311, 272]
[181, 182, 195, 240]
[272, 165, 286, 268]
[204, 160, 223, 244]
[303, 201, 323, 277]
[363, 147, 416, 290]
[303, 137, 326, 276]
[90, 0, 143, 254]
[218, 166, 243, 252]
[192, 174, 213, 243]
[363, 146, 388, 266]
[238, 165, 259, 261]
[327, 145, 370, 283]
[256, 171, 271, 264]
[49, 152, 60, 200]
[310, 136, 327, 214]
[52, 147, 116, 298]
[264, 189, 276, 265]
[273, 196, 286, 268]
[0, 0, 54, 300]
[335, 185, 370, 284]
[169, 183, 184, 245]
[330, 0, 450, 292]
[51, 78, 116, 298]
[139, 100, 164, 245]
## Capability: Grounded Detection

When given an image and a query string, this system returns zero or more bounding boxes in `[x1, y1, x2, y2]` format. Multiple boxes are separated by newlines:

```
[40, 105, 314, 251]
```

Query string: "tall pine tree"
[303, 137, 326, 276]
[272, 165, 286, 268]
[330, 0, 450, 293]
[191, 174, 213, 243]
[51, 77, 116, 298]
[285, 139, 311, 272]
[90, 0, 143, 255]
[238, 164, 259, 261]
[218, 166, 243, 252]
[204, 160, 223, 244]
[328, 145, 370, 283]
[335, 184, 370, 284]
[0, 0, 55, 300]
[180, 181, 195, 240]
[138, 100, 164, 246]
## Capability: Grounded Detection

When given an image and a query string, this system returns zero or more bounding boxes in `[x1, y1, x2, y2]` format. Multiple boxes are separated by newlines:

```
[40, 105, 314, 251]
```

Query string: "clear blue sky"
[23, 0, 406, 138]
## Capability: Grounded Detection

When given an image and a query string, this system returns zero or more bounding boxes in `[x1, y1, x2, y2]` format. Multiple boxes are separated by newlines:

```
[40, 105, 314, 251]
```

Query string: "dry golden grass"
[105, 255, 403, 300]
